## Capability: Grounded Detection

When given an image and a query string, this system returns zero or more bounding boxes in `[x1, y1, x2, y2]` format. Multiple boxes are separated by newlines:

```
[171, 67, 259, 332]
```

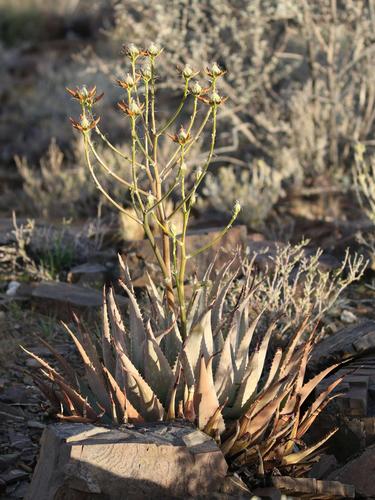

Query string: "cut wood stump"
[26, 422, 228, 500]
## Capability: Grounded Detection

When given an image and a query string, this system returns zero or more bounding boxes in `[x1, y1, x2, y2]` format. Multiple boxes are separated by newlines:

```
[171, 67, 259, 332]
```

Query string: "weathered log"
[26, 422, 228, 500]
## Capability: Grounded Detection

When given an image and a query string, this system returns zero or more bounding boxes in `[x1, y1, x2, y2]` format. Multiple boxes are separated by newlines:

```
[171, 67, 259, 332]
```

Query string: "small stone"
[0, 468, 29, 485]
[0, 453, 20, 472]
[6, 281, 20, 296]
[25, 359, 40, 369]
[27, 420, 45, 430]
[340, 310, 358, 324]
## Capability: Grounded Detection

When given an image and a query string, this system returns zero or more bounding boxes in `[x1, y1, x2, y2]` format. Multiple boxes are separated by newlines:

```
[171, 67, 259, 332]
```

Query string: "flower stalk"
[68, 44, 231, 336]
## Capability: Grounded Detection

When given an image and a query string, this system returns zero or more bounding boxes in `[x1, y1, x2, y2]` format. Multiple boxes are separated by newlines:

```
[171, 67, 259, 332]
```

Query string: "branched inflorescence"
[67, 44, 236, 338]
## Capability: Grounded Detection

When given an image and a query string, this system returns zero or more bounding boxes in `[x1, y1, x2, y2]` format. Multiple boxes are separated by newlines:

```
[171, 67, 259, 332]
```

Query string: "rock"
[310, 320, 375, 370]
[328, 444, 375, 498]
[6, 281, 20, 297]
[309, 454, 338, 480]
[67, 263, 108, 288]
[27, 420, 46, 430]
[0, 454, 20, 472]
[122, 225, 247, 287]
[25, 359, 40, 369]
[26, 422, 228, 500]
[271, 476, 354, 499]
[0, 402, 25, 420]
[19, 281, 126, 320]
[0, 468, 30, 485]
[340, 310, 358, 324]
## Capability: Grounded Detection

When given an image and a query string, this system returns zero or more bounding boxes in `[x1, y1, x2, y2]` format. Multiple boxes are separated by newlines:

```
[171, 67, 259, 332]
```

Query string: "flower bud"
[233, 200, 241, 215]
[129, 100, 143, 116]
[80, 115, 90, 129]
[210, 92, 222, 105]
[190, 81, 202, 96]
[124, 74, 135, 87]
[178, 126, 189, 143]
[127, 44, 140, 58]
[142, 64, 152, 81]
[195, 168, 202, 181]
[182, 64, 194, 79]
[211, 62, 223, 77]
[148, 43, 161, 57]
[190, 193, 197, 206]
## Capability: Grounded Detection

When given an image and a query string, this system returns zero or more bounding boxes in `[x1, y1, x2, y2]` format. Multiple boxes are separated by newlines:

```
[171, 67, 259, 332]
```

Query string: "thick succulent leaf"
[299, 363, 341, 405]
[281, 361, 341, 416]
[102, 366, 143, 423]
[221, 421, 240, 456]
[280, 317, 310, 377]
[143, 320, 174, 405]
[249, 375, 290, 418]
[246, 388, 290, 441]
[102, 287, 115, 375]
[232, 321, 276, 412]
[187, 279, 212, 333]
[118, 279, 147, 371]
[73, 314, 103, 377]
[35, 336, 77, 387]
[211, 258, 238, 331]
[107, 287, 129, 356]
[118, 254, 135, 293]
[159, 319, 183, 368]
[183, 385, 196, 421]
[281, 428, 337, 466]
[146, 272, 166, 322]
[114, 337, 164, 421]
[21, 346, 66, 384]
[194, 356, 225, 433]
[297, 393, 342, 439]
[167, 366, 181, 419]
[56, 414, 96, 423]
[62, 322, 112, 414]
[40, 368, 98, 420]
[201, 310, 214, 359]
[262, 348, 283, 391]
[181, 316, 206, 386]
[234, 309, 265, 382]
[214, 323, 236, 404]
[298, 375, 344, 437]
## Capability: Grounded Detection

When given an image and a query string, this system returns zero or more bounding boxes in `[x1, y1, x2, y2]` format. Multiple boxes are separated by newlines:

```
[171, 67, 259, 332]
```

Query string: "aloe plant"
[24, 255, 342, 476]
[24, 43, 343, 478]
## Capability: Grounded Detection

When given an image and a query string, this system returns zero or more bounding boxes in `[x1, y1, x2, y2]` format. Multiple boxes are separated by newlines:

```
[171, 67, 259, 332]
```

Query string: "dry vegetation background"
[1, 0, 375, 234]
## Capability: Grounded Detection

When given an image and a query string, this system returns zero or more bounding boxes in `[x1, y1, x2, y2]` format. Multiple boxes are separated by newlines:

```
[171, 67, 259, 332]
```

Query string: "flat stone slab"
[67, 262, 108, 288]
[16, 281, 126, 320]
[26, 422, 228, 500]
